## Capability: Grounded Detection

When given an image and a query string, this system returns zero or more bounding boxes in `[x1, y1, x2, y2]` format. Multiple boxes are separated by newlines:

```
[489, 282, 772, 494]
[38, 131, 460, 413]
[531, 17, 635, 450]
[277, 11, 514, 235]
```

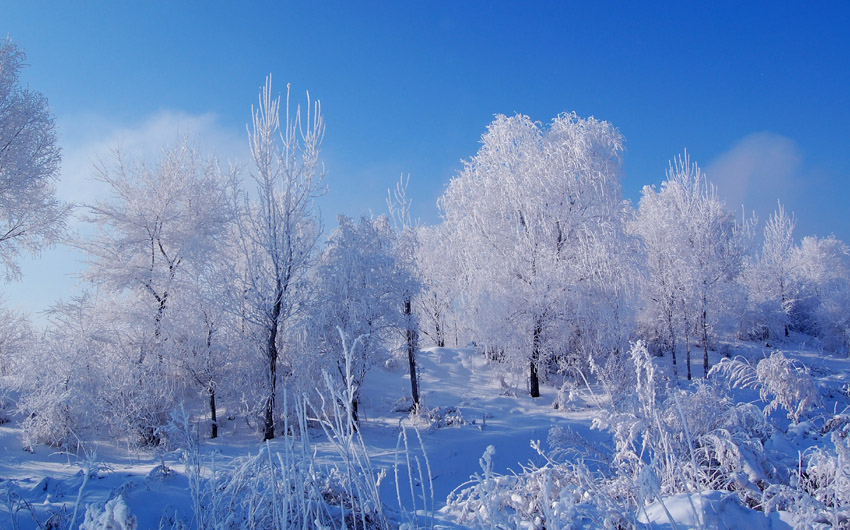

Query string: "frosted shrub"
[18, 380, 74, 450]
[762, 428, 850, 528]
[711, 351, 819, 424]
[176, 335, 432, 530]
[756, 352, 818, 423]
[183, 404, 390, 530]
[80, 496, 137, 530]
[0, 387, 10, 424]
[586, 341, 782, 511]
[800, 431, 850, 523]
[444, 443, 635, 529]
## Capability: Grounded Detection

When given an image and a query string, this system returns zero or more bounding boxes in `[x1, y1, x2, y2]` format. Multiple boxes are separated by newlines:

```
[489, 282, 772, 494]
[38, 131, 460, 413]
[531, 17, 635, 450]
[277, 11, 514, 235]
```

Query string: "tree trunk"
[685, 330, 692, 381]
[530, 320, 542, 398]
[405, 299, 421, 411]
[209, 386, 218, 439]
[667, 307, 678, 378]
[263, 346, 276, 440]
[702, 309, 710, 378]
[262, 270, 287, 442]
[434, 316, 445, 348]
[263, 294, 282, 441]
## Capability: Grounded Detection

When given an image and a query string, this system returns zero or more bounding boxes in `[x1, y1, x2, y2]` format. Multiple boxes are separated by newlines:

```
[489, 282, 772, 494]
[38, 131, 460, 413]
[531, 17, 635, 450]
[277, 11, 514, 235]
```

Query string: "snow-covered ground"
[1, 338, 848, 529]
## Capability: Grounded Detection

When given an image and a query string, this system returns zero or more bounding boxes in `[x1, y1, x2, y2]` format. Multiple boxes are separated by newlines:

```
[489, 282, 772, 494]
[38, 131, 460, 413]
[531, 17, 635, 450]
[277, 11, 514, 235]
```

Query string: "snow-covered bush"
[444, 443, 636, 529]
[589, 342, 779, 508]
[80, 496, 137, 530]
[762, 426, 850, 527]
[756, 352, 819, 423]
[711, 351, 819, 424]
[18, 378, 74, 450]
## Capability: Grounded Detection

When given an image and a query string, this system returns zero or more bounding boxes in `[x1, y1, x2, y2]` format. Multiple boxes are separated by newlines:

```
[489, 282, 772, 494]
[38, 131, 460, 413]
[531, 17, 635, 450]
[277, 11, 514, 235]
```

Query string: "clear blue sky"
[3, 1, 849, 321]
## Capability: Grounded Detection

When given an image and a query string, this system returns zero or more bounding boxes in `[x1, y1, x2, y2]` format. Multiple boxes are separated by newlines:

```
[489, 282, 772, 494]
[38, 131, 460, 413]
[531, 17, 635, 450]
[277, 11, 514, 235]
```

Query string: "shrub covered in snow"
[711, 350, 819, 424]
[80, 496, 137, 530]
[444, 444, 636, 529]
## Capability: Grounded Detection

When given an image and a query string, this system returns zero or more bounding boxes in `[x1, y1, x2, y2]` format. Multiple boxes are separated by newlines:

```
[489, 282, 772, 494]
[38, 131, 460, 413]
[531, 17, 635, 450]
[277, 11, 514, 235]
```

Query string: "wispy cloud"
[56, 110, 247, 206]
[705, 132, 803, 221]
[4, 110, 248, 323]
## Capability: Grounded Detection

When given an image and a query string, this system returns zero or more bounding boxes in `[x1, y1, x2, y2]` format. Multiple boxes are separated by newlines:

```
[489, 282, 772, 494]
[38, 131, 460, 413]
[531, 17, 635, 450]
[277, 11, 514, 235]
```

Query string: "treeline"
[1, 37, 848, 450]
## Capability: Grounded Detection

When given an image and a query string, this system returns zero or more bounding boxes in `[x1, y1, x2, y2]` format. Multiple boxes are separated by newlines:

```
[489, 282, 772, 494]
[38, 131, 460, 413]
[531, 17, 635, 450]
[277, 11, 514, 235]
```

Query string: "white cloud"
[56, 109, 247, 206]
[705, 132, 803, 220]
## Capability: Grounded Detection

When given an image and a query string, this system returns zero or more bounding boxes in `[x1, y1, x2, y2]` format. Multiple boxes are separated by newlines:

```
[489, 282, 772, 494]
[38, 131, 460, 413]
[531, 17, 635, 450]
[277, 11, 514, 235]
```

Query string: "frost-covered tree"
[0, 301, 33, 423]
[79, 139, 236, 444]
[742, 202, 797, 340]
[235, 76, 324, 440]
[414, 223, 461, 349]
[83, 140, 235, 341]
[0, 38, 70, 281]
[439, 112, 631, 397]
[169, 253, 239, 439]
[636, 153, 751, 379]
[387, 176, 423, 410]
[790, 235, 850, 354]
[311, 214, 414, 424]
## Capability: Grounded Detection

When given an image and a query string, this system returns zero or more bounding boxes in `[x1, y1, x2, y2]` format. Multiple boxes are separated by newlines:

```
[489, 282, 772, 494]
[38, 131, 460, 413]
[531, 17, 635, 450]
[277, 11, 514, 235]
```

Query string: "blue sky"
[3, 1, 849, 321]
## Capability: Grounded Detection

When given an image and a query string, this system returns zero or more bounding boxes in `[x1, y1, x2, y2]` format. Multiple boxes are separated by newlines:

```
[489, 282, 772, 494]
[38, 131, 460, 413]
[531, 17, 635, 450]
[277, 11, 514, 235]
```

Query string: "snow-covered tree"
[439, 112, 631, 397]
[235, 76, 324, 439]
[414, 223, 461, 349]
[790, 235, 850, 354]
[635, 153, 751, 379]
[79, 139, 236, 444]
[168, 251, 239, 439]
[386, 175, 423, 410]
[0, 38, 70, 281]
[0, 301, 32, 423]
[311, 214, 414, 424]
[742, 202, 797, 340]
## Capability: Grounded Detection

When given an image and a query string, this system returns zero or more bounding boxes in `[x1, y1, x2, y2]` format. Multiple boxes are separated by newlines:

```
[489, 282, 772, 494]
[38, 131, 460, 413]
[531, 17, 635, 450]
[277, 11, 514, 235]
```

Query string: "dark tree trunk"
[351, 398, 359, 432]
[405, 299, 420, 411]
[435, 317, 445, 348]
[209, 387, 218, 439]
[685, 330, 692, 381]
[530, 320, 542, 398]
[263, 289, 282, 441]
[263, 347, 276, 440]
